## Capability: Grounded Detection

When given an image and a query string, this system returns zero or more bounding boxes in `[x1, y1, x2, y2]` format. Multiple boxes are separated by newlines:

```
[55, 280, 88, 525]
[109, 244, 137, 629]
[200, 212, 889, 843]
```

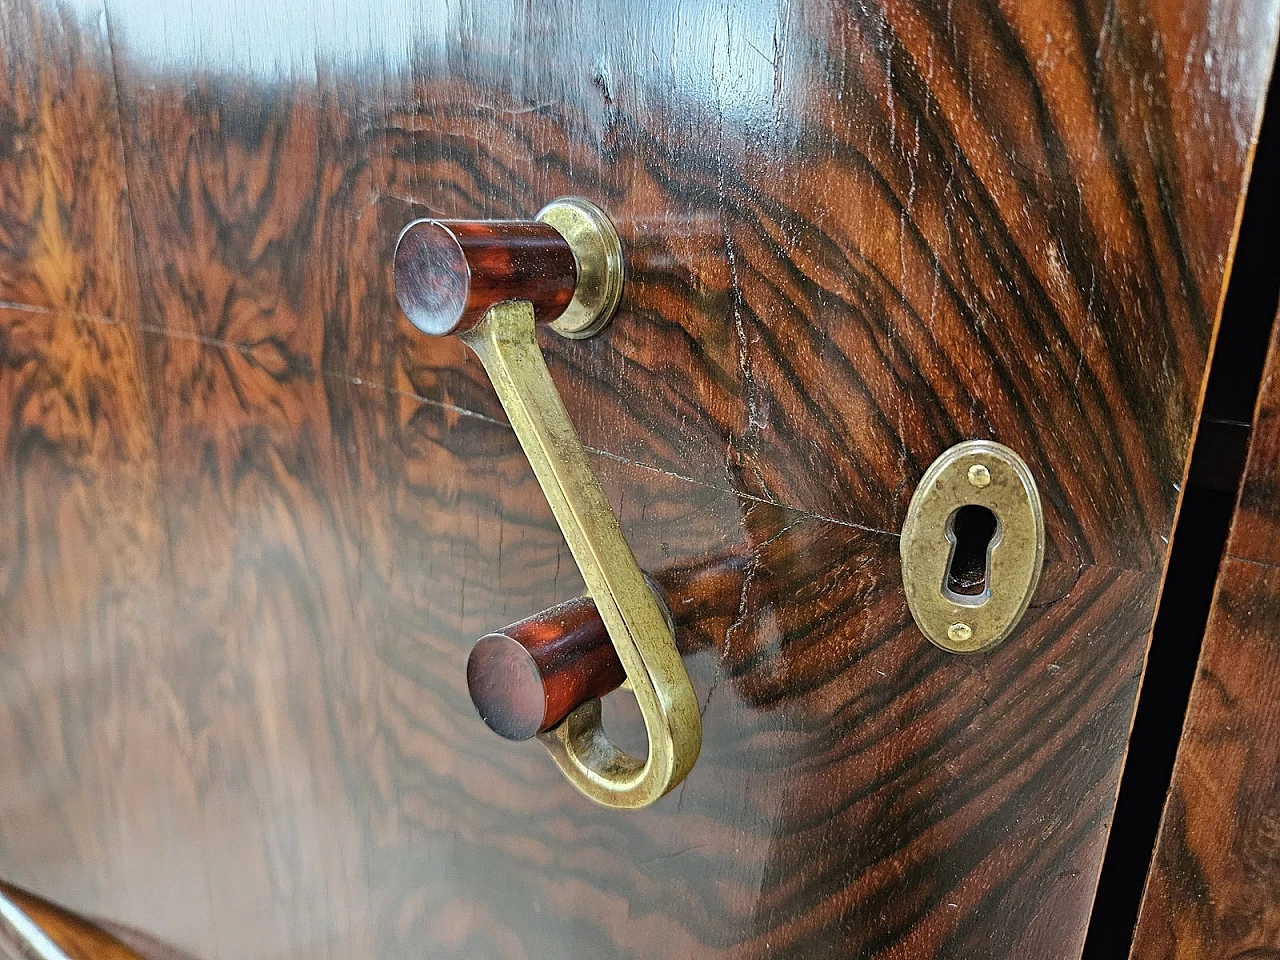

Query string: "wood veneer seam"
[1222, 552, 1280, 573]
[131, 317, 910, 540]
[0, 300, 119, 325]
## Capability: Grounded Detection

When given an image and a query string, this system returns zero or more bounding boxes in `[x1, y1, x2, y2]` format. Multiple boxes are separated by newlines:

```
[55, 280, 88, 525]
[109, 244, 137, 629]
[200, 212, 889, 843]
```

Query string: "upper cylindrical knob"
[393, 219, 578, 337]
[393, 199, 626, 340]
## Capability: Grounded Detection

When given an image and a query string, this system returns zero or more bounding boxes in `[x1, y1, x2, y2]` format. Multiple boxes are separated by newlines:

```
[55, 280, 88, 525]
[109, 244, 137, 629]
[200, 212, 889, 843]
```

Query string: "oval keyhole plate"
[901, 440, 1045, 653]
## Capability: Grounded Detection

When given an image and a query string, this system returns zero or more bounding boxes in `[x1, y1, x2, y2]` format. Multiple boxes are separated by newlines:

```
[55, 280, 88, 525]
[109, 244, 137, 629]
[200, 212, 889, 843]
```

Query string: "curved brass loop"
[461, 299, 701, 808]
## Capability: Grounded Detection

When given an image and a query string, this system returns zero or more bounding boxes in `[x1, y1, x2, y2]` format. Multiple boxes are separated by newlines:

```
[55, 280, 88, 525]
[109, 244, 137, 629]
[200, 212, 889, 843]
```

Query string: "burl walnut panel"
[0, 0, 134, 318]
[0, 0, 1274, 958]
[1130, 312, 1280, 960]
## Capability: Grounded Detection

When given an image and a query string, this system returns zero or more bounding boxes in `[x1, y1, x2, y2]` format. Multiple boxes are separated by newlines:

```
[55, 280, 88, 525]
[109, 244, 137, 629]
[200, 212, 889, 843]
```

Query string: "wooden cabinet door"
[1131, 308, 1280, 960]
[0, 1, 1276, 957]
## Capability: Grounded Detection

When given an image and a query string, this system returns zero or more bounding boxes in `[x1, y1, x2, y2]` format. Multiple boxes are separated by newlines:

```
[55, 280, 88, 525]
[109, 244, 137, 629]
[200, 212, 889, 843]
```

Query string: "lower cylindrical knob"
[465, 551, 748, 742]
[467, 594, 630, 741]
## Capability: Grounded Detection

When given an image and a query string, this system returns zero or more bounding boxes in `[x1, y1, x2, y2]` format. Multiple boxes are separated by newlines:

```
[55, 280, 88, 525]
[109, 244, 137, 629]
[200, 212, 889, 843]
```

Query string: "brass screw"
[967, 463, 992, 488]
[948, 622, 973, 645]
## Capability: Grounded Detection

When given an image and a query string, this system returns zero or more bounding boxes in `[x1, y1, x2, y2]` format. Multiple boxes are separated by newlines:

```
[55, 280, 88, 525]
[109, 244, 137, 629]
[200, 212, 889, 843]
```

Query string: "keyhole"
[944, 505, 998, 601]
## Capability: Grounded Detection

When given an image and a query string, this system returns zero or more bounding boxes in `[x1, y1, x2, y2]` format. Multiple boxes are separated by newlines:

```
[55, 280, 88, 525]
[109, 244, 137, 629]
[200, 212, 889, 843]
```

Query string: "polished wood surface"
[0, 884, 143, 960]
[1129, 311, 1280, 960]
[0, 882, 205, 960]
[0, 0, 1276, 957]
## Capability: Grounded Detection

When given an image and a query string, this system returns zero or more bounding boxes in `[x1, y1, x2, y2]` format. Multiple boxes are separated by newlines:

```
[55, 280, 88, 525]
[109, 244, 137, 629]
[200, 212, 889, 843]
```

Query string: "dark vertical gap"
[1080, 72, 1280, 960]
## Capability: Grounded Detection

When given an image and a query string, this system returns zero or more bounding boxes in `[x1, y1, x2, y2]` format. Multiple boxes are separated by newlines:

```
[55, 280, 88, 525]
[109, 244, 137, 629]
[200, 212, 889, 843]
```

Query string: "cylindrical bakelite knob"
[465, 552, 748, 742]
[467, 595, 628, 740]
[393, 198, 626, 341]
[393, 219, 578, 337]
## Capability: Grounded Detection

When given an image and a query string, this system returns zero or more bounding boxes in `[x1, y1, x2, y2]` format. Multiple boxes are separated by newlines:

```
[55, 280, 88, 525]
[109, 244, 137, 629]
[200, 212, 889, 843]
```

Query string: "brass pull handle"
[392, 198, 701, 808]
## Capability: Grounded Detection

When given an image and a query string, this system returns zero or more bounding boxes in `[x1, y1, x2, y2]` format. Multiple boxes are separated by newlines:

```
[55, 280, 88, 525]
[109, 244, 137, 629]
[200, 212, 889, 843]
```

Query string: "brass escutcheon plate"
[537, 197, 625, 340]
[901, 440, 1045, 654]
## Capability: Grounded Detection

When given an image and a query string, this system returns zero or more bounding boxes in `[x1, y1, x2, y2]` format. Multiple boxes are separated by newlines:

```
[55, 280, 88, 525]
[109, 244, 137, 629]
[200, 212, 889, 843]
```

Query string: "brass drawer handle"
[393, 198, 701, 809]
